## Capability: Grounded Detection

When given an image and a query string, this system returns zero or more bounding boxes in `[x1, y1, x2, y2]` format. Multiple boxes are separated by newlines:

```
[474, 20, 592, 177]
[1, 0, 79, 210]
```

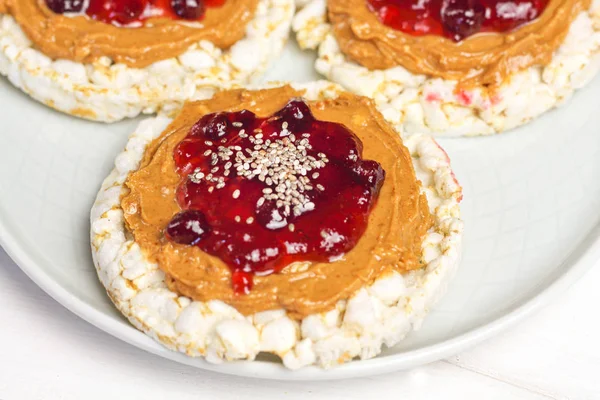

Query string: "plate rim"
[1, 212, 598, 381]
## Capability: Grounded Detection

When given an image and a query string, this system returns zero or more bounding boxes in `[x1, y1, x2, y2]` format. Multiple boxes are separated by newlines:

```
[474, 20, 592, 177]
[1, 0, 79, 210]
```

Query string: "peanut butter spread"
[0, 0, 258, 68]
[121, 86, 432, 319]
[329, 0, 590, 88]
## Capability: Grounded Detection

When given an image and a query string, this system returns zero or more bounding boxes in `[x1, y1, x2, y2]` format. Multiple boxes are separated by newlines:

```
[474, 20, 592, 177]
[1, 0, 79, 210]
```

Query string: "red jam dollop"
[367, 0, 549, 41]
[45, 0, 226, 26]
[167, 99, 386, 294]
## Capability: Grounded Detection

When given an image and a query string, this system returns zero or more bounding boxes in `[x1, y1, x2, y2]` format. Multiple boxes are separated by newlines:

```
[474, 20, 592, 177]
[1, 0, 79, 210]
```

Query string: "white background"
[1, 247, 598, 400]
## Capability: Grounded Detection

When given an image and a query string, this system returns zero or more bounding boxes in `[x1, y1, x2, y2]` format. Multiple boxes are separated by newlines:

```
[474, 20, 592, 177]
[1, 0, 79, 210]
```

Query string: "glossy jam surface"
[167, 99, 386, 294]
[367, 0, 549, 41]
[45, 0, 226, 26]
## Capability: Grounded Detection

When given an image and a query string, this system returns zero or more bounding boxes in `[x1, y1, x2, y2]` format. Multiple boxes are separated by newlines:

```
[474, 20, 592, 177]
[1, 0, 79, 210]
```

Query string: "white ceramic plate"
[1, 39, 600, 381]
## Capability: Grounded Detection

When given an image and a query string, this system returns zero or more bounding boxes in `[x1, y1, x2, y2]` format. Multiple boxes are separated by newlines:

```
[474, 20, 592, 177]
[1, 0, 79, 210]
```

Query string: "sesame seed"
[232, 122, 243, 127]
[208, 187, 215, 193]
[193, 119, 332, 216]
[235, 216, 241, 222]
[189, 168, 205, 183]
[317, 184, 325, 191]
[288, 223, 295, 232]
[246, 217, 254, 224]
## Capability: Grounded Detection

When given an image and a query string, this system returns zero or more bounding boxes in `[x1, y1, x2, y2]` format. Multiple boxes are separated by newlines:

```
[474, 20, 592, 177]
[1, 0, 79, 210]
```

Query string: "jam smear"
[46, 0, 85, 13]
[367, 0, 549, 41]
[167, 99, 386, 294]
[46, 0, 226, 26]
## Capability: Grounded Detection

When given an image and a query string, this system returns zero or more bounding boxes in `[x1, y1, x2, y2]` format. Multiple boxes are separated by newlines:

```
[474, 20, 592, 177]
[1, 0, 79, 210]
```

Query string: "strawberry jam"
[45, 0, 226, 26]
[167, 99, 386, 294]
[367, 0, 549, 41]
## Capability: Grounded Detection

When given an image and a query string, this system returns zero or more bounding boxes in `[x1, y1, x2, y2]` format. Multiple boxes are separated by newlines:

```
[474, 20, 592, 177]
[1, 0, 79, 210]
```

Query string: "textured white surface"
[89, 84, 462, 369]
[1, 248, 599, 398]
[1, 38, 600, 379]
[0, 0, 294, 122]
[293, 0, 600, 136]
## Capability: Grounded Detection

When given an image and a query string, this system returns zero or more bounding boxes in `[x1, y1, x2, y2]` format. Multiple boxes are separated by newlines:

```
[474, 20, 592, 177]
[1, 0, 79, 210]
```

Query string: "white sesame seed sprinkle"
[184, 117, 331, 216]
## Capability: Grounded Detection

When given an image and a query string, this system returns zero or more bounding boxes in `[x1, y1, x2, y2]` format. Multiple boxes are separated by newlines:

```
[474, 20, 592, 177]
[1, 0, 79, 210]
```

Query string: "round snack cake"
[90, 81, 463, 369]
[0, 0, 294, 122]
[293, 0, 600, 136]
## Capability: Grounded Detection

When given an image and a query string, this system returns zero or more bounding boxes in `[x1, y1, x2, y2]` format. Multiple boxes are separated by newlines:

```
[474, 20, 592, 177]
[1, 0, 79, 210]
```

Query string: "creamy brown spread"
[0, 0, 258, 68]
[329, 0, 590, 88]
[121, 86, 432, 319]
